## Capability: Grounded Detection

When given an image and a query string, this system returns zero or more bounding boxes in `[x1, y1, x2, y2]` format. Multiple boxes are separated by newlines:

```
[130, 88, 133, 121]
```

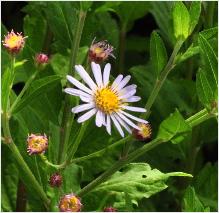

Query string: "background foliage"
[1, 1, 218, 212]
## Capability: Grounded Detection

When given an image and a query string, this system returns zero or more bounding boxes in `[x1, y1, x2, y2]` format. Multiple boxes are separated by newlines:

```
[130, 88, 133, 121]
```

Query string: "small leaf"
[196, 69, 216, 110]
[183, 186, 207, 212]
[2, 67, 14, 112]
[157, 109, 191, 143]
[13, 75, 61, 114]
[189, 1, 201, 34]
[150, 31, 168, 76]
[199, 27, 218, 40]
[172, 2, 190, 40]
[199, 34, 218, 87]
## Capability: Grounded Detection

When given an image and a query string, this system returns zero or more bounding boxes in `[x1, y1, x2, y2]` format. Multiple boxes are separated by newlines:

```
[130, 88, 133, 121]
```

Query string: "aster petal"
[116, 112, 141, 130]
[125, 96, 141, 103]
[120, 110, 148, 124]
[75, 65, 97, 91]
[91, 62, 103, 87]
[77, 108, 97, 123]
[67, 75, 93, 95]
[110, 114, 124, 137]
[119, 89, 136, 99]
[103, 63, 111, 86]
[79, 95, 93, 103]
[95, 110, 104, 127]
[64, 88, 91, 98]
[111, 74, 123, 90]
[72, 103, 94, 113]
[117, 75, 131, 91]
[106, 114, 111, 135]
[120, 84, 137, 94]
[114, 114, 132, 133]
[122, 105, 146, 112]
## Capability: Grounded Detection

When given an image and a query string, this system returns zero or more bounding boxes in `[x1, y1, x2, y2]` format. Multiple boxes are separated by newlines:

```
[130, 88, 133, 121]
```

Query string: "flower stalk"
[58, 9, 87, 163]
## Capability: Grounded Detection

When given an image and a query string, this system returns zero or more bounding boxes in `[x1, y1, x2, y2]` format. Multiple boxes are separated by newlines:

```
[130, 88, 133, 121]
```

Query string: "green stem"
[9, 70, 39, 114]
[35, 156, 43, 187]
[72, 136, 132, 163]
[65, 121, 89, 164]
[77, 108, 213, 197]
[40, 154, 66, 170]
[142, 39, 184, 119]
[58, 9, 87, 163]
[118, 24, 126, 74]
[186, 108, 213, 127]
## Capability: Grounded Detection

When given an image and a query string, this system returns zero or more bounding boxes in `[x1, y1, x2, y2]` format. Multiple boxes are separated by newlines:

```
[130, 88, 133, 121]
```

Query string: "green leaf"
[13, 75, 61, 114]
[199, 34, 218, 87]
[157, 109, 191, 143]
[194, 163, 218, 211]
[62, 164, 83, 193]
[2, 67, 14, 112]
[196, 69, 216, 110]
[83, 163, 192, 211]
[176, 45, 199, 64]
[189, 1, 201, 34]
[172, 2, 190, 40]
[80, 1, 93, 11]
[200, 27, 218, 40]
[183, 186, 208, 212]
[150, 31, 168, 76]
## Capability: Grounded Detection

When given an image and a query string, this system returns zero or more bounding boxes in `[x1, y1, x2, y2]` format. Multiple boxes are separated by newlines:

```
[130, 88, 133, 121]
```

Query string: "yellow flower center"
[95, 87, 120, 114]
[139, 123, 151, 138]
[28, 136, 47, 152]
[94, 47, 103, 54]
[60, 196, 80, 212]
[6, 34, 23, 49]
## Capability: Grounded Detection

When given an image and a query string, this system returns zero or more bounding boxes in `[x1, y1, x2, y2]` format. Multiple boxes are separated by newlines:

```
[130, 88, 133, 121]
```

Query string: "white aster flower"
[64, 62, 148, 137]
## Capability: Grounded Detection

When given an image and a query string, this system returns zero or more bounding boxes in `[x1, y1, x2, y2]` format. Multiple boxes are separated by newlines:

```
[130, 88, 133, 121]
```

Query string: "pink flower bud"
[35, 53, 49, 64]
[104, 207, 117, 212]
[132, 123, 152, 142]
[49, 173, 62, 187]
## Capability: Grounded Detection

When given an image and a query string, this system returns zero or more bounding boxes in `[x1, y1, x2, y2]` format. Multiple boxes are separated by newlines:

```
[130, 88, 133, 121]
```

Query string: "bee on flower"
[2, 29, 27, 54]
[64, 62, 148, 137]
[27, 133, 48, 155]
[59, 194, 82, 212]
[89, 38, 115, 63]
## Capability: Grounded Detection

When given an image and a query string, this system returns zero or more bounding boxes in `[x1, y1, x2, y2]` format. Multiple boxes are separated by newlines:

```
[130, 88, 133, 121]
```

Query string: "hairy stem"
[58, 9, 87, 163]
[118, 24, 126, 74]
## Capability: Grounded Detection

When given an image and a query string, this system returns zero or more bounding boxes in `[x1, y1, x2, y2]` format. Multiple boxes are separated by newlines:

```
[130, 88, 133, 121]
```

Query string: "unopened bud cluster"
[132, 123, 152, 142]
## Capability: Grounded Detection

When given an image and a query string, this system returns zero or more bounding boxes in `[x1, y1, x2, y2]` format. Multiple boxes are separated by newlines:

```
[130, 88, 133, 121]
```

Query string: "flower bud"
[104, 207, 117, 212]
[59, 194, 82, 212]
[49, 173, 62, 187]
[27, 133, 48, 155]
[2, 29, 27, 54]
[89, 38, 115, 63]
[35, 53, 49, 65]
[132, 123, 152, 142]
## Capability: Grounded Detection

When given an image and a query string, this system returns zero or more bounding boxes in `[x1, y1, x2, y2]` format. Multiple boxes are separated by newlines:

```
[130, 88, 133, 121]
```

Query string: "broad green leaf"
[172, 2, 190, 40]
[189, 2, 201, 34]
[199, 34, 218, 87]
[183, 186, 209, 212]
[83, 163, 192, 211]
[2, 67, 14, 112]
[196, 69, 216, 110]
[193, 163, 218, 211]
[157, 109, 191, 143]
[13, 75, 61, 113]
[150, 31, 168, 76]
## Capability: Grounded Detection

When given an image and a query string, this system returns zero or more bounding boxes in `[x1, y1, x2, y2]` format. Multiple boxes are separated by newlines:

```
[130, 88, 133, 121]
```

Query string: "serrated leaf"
[150, 31, 168, 76]
[157, 109, 191, 143]
[173, 2, 190, 40]
[189, 1, 201, 34]
[83, 163, 192, 211]
[13, 75, 61, 114]
[183, 186, 207, 212]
